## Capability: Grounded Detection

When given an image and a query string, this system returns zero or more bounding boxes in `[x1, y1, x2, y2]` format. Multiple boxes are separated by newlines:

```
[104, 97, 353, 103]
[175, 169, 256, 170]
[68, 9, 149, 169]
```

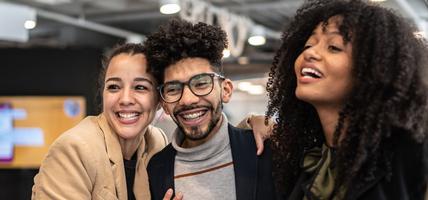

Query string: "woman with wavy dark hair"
[266, 0, 428, 199]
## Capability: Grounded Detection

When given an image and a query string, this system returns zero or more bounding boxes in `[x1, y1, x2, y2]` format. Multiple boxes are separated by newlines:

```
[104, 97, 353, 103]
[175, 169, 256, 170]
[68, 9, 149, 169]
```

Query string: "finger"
[174, 192, 183, 200]
[163, 188, 174, 200]
[268, 119, 275, 136]
[255, 132, 265, 156]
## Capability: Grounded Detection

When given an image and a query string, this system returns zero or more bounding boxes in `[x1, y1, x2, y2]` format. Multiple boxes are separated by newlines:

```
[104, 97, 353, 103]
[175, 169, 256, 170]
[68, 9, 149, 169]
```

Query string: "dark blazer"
[286, 128, 427, 200]
[147, 124, 276, 200]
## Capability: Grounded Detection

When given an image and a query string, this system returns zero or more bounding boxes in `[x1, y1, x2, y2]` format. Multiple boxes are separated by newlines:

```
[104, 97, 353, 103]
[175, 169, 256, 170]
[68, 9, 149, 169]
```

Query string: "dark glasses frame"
[157, 73, 225, 103]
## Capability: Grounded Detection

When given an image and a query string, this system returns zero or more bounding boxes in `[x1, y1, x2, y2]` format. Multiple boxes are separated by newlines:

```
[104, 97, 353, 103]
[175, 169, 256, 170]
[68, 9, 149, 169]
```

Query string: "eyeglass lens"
[161, 73, 216, 103]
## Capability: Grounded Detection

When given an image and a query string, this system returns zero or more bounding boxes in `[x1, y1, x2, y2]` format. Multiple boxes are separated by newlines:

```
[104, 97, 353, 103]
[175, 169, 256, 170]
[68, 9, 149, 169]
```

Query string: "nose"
[303, 45, 321, 61]
[178, 85, 199, 105]
[119, 88, 135, 106]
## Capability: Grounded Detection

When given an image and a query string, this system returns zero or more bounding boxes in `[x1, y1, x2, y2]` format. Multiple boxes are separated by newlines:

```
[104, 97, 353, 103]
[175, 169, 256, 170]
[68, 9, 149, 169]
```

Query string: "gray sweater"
[171, 113, 237, 200]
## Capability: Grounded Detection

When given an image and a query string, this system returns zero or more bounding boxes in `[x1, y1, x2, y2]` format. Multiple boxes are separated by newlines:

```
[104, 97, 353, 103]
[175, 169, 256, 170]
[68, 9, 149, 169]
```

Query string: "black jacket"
[286, 129, 427, 200]
[147, 124, 276, 200]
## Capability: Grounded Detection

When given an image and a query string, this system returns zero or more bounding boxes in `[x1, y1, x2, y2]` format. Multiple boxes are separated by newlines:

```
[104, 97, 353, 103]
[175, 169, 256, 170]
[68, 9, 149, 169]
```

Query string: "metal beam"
[395, 0, 425, 32]
[226, 1, 302, 12]
[90, 11, 170, 23]
[36, 8, 146, 42]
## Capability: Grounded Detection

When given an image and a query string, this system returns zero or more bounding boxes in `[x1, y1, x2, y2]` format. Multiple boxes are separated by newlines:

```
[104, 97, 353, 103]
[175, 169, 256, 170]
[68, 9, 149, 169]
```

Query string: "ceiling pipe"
[394, 0, 426, 33]
[227, 1, 302, 12]
[36, 8, 146, 43]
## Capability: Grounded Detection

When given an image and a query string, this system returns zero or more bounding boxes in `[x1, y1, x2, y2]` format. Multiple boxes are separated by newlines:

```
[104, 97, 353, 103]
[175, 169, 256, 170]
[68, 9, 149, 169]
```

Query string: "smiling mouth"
[116, 112, 140, 120]
[301, 67, 322, 78]
[180, 110, 207, 120]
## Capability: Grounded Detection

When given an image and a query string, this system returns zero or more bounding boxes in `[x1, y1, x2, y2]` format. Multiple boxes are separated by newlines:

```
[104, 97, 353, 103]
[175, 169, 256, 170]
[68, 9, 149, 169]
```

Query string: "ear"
[221, 79, 233, 103]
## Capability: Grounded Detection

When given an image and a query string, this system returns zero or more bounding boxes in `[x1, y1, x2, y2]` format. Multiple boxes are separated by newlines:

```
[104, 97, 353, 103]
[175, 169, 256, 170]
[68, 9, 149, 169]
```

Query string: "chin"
[295, 89, 307, 100]
[182, 125, 210, 140]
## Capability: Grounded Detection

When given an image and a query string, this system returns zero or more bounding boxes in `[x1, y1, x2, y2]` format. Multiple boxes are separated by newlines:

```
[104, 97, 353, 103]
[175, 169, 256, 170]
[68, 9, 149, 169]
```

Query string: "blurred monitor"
[0, 96, 85, 169]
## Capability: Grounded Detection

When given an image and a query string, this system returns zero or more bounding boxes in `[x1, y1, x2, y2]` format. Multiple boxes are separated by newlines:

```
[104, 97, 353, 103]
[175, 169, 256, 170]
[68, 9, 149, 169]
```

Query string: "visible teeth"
[182, 111, 204, 119]
[301, 68, 322, 78]
[118, 112, 138, 119]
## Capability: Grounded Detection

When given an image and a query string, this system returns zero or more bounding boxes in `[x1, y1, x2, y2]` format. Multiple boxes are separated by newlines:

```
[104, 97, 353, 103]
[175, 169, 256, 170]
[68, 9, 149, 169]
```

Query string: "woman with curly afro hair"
[266, 0, 428, 199]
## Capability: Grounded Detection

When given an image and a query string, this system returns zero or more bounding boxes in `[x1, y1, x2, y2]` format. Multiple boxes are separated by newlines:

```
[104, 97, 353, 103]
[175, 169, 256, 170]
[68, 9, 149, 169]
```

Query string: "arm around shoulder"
[236, 114, 274, 155]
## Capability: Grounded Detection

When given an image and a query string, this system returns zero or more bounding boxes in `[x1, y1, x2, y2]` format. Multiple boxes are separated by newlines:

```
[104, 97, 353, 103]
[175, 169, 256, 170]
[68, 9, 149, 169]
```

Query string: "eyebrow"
[105, 77, 154, 85]
[135, 77, 154, 85]
[163, 79, 182, 85]
[326, 31, 342, 36]
[311, 29, 341, 36]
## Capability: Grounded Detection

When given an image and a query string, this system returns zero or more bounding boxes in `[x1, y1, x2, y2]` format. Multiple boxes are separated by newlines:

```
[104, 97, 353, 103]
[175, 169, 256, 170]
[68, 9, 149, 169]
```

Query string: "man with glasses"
[144, 19, 275, 200]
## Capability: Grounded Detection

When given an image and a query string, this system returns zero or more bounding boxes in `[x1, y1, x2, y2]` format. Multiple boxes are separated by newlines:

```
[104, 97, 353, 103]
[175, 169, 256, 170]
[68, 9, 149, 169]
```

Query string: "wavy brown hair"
[266, 0, 428, 197]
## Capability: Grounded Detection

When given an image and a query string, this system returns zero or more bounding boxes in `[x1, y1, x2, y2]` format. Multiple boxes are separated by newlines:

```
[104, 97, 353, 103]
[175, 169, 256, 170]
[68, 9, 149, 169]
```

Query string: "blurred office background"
[1, 0, 427, 199]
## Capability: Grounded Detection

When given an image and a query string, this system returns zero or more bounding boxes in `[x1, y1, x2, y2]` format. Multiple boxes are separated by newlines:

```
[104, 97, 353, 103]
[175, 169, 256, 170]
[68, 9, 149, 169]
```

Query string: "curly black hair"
[144, 18, 228, 83]
[266, 0, 428, 197]
[95, 43, 147, 113]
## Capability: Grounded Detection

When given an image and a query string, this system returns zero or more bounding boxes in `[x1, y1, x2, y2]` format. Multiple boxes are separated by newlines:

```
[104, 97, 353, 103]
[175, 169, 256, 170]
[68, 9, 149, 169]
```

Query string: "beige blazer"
[32, 114, 168, 200]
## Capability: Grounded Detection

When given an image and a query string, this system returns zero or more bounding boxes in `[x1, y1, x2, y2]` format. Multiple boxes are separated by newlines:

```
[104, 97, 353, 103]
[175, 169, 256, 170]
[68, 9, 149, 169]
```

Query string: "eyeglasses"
[158, 73, 225, 103]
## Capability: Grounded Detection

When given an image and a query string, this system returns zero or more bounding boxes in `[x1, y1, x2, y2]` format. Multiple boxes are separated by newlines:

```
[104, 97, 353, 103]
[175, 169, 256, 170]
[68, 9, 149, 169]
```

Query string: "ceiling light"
[414, 31, 426, 39]
[369, 0, 387, 2]
[24, 20, 36, 29]
[248, 26, 266, 46]
[247, 85, 265, 95]
[222, 49, 230, 58]
[248, 36, 266, 46]
[35, 0, 71, 5]
[237, 80, 265, 95]
[160, 0, 181, 15]
[238, 82, 252, 91]
[126, 35, 144, 43]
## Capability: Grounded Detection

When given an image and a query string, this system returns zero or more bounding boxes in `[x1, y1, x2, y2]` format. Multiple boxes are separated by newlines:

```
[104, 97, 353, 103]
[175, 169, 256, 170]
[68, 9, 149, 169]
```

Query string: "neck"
[119, 129, 146, 160]
[182, 115, 224, 148]
[314, 104, 344, 147]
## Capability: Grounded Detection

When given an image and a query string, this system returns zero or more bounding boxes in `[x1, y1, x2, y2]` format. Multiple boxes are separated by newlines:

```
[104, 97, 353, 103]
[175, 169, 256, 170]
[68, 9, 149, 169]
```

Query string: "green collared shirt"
[302, 144, 345, 200]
